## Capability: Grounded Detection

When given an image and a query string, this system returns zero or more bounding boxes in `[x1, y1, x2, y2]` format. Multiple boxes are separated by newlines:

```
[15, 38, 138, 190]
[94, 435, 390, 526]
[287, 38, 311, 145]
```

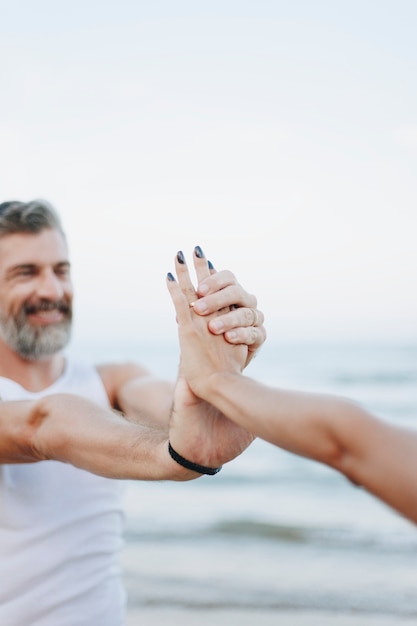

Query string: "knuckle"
[183, 284, 195, 295]
[222, 269, 235, 280]
[243, 308, 254, 325]
[230, 284, 243, 301]
[241, 291, 257, 308]
[218, 269, 237, 286]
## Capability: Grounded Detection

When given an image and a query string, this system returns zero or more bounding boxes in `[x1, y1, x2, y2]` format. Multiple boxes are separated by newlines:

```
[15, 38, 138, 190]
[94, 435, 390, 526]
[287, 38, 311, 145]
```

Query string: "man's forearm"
[0, 395, 197, 481]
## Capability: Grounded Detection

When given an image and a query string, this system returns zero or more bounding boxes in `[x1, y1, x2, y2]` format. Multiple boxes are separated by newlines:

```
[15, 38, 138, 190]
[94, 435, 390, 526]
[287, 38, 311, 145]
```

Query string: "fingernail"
[208, 260, 214, 270]
[194, 245, 205, 258]
[210, 319, 224, 332]
[167, 272, 176, 281]
[197, 283, 209, 295]
[177, 251, 186, 264]
[193, 300, 208, 313]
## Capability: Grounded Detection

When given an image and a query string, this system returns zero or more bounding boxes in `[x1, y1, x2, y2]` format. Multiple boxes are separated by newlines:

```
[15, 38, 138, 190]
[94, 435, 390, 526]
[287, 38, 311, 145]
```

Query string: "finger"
[208, 307, 265, 336]
[166, 272, 192, 326]
[224, 324, 267, 351]
[193, 245, 211, 286]
[196, 269, 237, 298]
[192, 283, 257, 316]
[207, 259, 215, 275]
[174, 251, 198, 305]
[192, 248, 232, 315]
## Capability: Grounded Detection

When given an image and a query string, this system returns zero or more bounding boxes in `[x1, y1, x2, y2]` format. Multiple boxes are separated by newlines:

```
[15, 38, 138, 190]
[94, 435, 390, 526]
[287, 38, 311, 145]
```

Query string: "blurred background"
[1, 0, 416, 349]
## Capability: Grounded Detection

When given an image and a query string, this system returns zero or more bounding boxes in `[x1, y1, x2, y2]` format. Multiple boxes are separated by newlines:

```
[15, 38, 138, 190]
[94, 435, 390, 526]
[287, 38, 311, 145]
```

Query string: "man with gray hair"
[0, 200, 71, 360]
[0, 199, 266, 626]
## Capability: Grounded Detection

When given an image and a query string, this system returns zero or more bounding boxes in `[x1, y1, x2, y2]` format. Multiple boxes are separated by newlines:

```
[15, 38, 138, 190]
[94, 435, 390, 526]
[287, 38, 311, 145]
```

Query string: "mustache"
[23, 299, 72, 315]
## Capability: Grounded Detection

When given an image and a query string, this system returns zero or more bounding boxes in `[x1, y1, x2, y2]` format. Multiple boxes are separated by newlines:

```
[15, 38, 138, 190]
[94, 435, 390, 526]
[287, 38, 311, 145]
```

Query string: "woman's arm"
[166, 261, 417, 524]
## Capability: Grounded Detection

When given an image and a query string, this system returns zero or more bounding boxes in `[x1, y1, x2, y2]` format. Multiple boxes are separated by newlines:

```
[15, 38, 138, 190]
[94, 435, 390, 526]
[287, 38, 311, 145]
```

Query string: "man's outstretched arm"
[0, 382, 253, 482]
[0, 395, 191, 480]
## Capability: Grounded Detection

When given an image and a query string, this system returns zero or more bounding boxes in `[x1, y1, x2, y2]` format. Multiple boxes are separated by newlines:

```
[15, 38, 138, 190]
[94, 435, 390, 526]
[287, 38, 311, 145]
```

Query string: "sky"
[1, 0, 417, 349]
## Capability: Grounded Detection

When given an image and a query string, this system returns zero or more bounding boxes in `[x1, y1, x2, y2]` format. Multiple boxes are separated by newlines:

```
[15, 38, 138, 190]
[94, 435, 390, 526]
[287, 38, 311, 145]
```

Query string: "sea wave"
[211, 519, 417, 552]
[124, 518, 417, 554]
[332, 371, 417, 386]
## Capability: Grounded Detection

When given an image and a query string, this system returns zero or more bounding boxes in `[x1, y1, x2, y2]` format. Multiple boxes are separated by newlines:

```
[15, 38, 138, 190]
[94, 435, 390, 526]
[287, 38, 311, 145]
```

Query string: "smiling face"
[0, 228, 73, 360]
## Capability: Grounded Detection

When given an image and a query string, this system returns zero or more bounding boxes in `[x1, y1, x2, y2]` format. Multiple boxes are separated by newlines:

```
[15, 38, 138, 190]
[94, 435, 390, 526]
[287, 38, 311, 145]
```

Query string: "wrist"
[168, 441, 222, 475]
[205, 370, 240, 396]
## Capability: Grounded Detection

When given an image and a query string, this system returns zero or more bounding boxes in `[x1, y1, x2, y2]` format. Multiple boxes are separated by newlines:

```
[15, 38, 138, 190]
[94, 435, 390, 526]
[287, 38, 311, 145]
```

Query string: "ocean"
[70, 340, 417, 618]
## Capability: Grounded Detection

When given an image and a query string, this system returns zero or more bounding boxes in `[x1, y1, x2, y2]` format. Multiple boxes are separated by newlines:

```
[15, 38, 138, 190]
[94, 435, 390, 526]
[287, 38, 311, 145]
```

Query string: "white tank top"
[0, 360, 127, 626]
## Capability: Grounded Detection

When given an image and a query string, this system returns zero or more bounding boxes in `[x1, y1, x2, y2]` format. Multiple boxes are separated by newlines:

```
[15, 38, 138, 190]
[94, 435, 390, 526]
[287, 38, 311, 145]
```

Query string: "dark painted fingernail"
[194, 245, 205, 258]
[167, 272, 176, 281]
[208, 260, 214, 270]
[177, 251, 186, 264]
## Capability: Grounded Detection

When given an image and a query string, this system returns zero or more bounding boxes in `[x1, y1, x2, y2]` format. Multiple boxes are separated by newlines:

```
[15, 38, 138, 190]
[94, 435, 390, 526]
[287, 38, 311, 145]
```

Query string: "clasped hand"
[166, 247, 265, 470]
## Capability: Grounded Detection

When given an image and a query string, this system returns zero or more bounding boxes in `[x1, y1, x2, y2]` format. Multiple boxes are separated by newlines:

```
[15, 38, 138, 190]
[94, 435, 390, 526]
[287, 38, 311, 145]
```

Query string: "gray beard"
[0, 307, 72, 360]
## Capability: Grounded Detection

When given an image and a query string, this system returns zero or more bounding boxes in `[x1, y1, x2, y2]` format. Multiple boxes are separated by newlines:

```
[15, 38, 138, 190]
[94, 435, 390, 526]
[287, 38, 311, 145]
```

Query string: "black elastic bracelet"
[168, 442, 222, 475]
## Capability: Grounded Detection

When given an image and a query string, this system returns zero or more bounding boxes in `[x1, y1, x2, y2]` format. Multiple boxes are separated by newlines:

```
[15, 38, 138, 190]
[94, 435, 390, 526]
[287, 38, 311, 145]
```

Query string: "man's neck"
[0, 339, 66, 391]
